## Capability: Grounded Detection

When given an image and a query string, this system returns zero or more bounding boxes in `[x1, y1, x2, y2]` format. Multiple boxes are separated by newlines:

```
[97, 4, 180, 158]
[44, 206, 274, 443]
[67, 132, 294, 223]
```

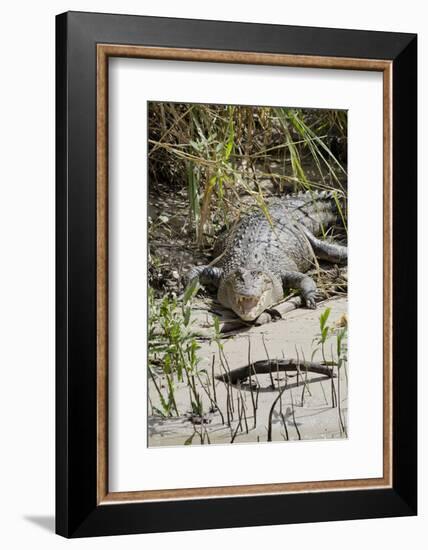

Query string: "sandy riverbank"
[148, 296, 348, 447]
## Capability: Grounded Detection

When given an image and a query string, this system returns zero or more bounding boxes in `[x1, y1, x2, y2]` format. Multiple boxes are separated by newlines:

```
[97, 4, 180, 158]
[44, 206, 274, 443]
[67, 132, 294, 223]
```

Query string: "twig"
[336, 363, 347, 436]
[195, 369, 225, 425]
[267, 384, 289, 441]
[230, 399, 245, 444]
[247, 336, 258, 429]
[211, 354, 217, 404]
[220, 348, 235, 414]
[289, 387, 301, 440]
[218, 356, 233, 425]
[262, 334, 275, 388]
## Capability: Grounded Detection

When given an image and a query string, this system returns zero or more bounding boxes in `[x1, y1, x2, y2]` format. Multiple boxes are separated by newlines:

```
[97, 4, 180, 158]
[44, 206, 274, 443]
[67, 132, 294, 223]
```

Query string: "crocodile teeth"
[237, 295, 260, 309]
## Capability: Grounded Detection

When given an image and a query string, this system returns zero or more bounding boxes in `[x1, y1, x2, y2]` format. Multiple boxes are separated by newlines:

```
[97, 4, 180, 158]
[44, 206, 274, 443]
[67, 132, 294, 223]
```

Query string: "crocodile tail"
[288, 188, 345, 209]
[283, 188, 347, 230]
[289, 188, 345, 203]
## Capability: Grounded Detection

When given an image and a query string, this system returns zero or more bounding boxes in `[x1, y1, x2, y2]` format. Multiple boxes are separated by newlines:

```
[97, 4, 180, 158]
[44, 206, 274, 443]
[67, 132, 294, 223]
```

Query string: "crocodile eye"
[234, 270, 245, 282]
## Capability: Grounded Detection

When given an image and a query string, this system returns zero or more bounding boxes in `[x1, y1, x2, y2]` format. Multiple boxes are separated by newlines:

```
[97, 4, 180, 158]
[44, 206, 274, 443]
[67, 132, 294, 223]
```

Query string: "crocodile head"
[218, 268, 283, 321]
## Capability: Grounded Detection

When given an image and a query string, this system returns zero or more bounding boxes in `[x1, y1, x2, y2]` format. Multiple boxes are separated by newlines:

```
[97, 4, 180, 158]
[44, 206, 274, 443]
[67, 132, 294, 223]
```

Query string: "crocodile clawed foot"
[305, 293, 317, 309]
[267, 308, 282, 321]
[254, 312, 272, 325]
[254, 309, 282, 326]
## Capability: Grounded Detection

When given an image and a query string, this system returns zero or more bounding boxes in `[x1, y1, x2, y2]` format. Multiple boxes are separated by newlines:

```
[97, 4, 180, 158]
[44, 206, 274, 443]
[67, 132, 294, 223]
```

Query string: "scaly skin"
[188, 190, 347, 322]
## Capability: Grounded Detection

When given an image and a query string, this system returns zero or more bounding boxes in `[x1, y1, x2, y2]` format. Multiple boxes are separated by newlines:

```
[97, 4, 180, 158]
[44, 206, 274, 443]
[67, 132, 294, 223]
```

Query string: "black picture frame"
[56, 11, 417, 538]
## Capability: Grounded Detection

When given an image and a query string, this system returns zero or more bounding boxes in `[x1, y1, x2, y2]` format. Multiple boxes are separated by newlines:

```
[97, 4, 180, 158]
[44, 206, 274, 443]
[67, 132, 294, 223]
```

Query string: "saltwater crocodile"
[188, 190, 347, 322]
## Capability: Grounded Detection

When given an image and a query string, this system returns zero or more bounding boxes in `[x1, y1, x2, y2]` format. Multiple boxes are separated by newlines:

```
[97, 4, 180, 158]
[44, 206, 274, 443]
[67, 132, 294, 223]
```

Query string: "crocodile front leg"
[186, 265, 223, 289]
[281, 271, 317, 309]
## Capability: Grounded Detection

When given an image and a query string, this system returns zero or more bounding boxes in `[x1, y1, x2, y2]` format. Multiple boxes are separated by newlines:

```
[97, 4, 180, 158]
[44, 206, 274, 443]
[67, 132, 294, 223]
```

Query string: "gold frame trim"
[96, 44, 393, 505]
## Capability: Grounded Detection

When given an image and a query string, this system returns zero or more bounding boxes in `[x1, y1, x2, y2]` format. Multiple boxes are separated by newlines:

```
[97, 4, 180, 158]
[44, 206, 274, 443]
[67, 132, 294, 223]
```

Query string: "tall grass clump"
[148, 102, 347, 248]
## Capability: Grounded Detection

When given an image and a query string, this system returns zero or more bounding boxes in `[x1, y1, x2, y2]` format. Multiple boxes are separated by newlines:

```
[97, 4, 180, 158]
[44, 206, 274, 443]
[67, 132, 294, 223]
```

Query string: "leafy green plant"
[148, 280, 204, 417]
[312, 307, 347, 364]
[311, 307, 348, 412]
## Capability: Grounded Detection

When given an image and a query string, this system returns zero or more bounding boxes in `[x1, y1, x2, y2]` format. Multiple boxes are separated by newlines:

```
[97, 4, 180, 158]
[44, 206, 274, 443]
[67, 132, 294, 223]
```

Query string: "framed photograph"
[56, 11, 417, 538]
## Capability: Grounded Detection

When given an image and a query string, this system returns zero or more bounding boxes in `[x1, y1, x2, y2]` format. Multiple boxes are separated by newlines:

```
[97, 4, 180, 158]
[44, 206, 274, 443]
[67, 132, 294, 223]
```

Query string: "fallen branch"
[216, 359, 336, 385]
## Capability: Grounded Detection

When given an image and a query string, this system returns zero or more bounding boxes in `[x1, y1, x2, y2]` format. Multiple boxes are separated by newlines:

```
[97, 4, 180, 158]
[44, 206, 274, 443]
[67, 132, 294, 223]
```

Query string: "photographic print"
[57, 13, 417, 536]
[148, 102, 348, 447]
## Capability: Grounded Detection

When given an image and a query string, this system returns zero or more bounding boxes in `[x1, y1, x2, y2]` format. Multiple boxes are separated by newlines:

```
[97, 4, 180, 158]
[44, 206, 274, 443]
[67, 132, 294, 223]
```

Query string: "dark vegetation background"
[148, 102, 347, 298]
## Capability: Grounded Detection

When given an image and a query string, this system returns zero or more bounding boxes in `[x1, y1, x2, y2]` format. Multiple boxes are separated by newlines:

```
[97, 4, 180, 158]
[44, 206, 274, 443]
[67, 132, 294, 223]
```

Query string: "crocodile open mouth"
[234, 294, 265, 320]
[236, 295, 260, 311]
